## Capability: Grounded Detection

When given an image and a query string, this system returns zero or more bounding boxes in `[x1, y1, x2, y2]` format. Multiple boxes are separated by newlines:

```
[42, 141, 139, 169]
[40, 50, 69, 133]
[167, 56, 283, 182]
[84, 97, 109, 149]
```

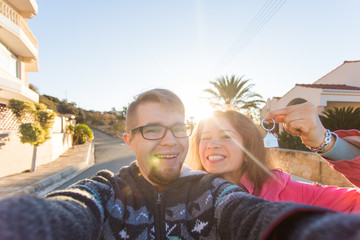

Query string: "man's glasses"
[129, 124, 193, 140]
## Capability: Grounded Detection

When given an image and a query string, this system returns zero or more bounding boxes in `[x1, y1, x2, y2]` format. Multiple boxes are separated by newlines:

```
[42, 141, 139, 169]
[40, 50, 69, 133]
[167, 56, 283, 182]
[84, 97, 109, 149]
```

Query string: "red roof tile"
[344, 60, 360, 64]
[296, 84, 360, 90]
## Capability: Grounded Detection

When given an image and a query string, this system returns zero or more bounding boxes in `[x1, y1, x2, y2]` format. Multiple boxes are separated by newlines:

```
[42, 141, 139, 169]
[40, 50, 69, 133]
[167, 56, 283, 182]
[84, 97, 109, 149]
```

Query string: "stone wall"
[268, 148, 352, 187]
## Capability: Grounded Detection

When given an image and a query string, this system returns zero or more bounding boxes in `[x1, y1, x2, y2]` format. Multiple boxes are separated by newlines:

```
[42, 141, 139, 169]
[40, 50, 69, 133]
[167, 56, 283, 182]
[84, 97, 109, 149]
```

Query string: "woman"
[187, 102, 360, 213]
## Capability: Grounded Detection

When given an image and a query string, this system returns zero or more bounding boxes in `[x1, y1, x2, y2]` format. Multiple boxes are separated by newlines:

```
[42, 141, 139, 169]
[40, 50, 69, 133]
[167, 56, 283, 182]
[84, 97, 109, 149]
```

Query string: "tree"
[39, 95, 58, 113]
[320, 106, 360, 131]
[29, 84, 39, 93]
[204, 75, 265, 111]
[8, 99, 55, 172]
[57, 101, 78, 115]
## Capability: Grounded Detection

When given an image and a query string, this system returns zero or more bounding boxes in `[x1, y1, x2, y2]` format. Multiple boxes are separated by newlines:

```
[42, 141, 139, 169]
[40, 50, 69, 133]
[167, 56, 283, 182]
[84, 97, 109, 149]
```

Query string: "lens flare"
[151, 157, 161, 167]
[123, 186, 132, 196]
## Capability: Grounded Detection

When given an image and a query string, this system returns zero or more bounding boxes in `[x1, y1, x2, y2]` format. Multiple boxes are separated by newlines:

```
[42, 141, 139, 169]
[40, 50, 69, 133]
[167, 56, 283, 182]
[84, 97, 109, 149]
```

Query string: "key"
[263, 132, 279, 148]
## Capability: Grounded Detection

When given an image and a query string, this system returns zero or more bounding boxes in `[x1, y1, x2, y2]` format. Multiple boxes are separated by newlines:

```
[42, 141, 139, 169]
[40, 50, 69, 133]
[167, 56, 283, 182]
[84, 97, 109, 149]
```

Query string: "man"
[0, 88, 360, 240]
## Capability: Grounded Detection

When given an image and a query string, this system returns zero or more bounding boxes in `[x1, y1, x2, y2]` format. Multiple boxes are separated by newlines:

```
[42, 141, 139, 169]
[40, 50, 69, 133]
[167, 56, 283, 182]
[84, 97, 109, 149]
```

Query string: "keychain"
[261, 99, 279, 148]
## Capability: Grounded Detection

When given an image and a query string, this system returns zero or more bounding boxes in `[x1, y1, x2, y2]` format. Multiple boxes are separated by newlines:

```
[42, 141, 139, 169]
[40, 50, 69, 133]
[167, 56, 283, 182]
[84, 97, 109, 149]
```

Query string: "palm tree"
[204, 75, 265, 111]
[320, 106, 360, 131]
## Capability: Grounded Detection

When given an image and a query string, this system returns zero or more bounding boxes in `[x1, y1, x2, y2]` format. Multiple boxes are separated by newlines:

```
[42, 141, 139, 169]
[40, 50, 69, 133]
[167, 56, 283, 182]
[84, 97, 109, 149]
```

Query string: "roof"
[315, 60, 360, 83]
[295, 84, 360, 90]
[344, 60, 360, 64]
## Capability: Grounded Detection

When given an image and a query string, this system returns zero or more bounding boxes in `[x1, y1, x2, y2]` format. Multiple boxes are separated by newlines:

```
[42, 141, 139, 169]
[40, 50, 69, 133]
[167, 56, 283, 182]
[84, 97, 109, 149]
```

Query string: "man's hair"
[126, 88, 185, 130]
[187, 110, 272, 194]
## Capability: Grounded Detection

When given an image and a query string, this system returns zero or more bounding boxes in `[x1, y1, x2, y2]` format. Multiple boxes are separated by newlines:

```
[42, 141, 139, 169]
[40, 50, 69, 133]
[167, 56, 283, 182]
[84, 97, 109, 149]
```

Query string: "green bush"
[35, 110, 56, 129]
[34, 103, 47, 111]
[8, 99, 36, 120]
[19, 123, 46, 147]
[8, 98, 56, 172]
[277, 131, 310, 152]
[8, 99, 56, 146]
[73, 124, 94, 145]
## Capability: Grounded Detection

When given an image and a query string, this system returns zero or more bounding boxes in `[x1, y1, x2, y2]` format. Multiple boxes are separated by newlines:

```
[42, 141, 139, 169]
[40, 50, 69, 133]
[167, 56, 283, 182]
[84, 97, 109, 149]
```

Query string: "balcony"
[7, 0, 38, 18]
[0, 67, 39, 103]
[0, 0, 38, 64]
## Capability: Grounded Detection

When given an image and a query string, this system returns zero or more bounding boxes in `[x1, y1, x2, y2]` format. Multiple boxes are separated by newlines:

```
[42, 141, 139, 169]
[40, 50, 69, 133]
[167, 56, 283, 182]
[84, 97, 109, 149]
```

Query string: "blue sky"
[29, 0, 360, 120]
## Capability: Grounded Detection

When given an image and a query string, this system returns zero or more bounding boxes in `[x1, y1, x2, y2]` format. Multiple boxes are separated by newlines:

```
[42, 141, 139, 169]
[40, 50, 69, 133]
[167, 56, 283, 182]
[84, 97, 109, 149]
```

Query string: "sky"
[28, 0, 360, 121]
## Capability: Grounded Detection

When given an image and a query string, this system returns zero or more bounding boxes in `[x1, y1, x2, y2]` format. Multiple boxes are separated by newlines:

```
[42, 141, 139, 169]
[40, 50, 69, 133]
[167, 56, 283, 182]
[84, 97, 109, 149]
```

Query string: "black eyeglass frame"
[129, 123, 194, 140]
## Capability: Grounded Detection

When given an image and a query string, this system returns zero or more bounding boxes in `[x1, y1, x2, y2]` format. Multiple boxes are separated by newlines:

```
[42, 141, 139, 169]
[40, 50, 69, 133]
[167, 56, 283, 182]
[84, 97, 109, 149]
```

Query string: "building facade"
[0, 0, 39, 105]
[0, 1, 74, 177]
[262, 60, 360, 116]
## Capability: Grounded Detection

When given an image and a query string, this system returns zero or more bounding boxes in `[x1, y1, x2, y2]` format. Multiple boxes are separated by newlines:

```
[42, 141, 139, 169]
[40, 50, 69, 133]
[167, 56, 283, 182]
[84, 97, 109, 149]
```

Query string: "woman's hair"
[187, 110, 272, 193]
[126, 88, 185, 130]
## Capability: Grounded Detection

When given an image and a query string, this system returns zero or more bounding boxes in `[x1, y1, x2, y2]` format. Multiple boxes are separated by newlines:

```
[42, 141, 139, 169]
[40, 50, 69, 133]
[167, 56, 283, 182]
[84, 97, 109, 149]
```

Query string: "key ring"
[261, 118, 275, 132]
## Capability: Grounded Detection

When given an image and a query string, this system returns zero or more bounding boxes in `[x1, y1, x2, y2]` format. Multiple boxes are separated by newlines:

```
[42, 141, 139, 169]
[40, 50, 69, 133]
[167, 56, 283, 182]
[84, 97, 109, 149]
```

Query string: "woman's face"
[199, 118, 245, 183]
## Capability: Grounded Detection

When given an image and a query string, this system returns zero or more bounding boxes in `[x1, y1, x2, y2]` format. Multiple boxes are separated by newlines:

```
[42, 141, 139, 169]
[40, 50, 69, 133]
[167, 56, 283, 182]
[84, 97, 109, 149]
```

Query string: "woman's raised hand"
[265, 102, 334, 150]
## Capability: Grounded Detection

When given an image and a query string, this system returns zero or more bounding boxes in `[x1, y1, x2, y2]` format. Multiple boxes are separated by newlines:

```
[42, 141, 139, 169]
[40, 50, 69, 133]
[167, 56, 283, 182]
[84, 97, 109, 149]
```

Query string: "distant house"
[0, 0, 39, 105]
[262, 60, 360, 117]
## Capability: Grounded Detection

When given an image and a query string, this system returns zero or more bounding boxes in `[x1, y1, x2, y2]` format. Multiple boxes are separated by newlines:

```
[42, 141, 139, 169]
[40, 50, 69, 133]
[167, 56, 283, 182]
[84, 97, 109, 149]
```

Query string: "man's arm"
[0, 194, 101, 240]
[0, 170, 117, 240]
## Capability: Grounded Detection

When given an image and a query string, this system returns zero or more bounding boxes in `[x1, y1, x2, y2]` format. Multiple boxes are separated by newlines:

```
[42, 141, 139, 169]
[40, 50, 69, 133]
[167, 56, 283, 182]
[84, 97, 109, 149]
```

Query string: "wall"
[325, 101, 360, 111]
[0, 132, 72, 178]
[314, 61, 360, 87]
[0, 116, 74, 178]
[269, 148, 352, 187]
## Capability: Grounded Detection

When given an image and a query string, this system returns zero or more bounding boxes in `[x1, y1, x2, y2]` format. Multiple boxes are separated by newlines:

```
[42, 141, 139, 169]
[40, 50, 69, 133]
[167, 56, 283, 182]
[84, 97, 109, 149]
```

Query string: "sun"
[184, 99, 215, 125]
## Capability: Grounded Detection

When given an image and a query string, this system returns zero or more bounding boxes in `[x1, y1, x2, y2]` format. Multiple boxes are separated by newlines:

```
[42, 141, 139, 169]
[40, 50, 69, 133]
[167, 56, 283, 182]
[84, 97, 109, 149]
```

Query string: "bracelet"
[307, 129, 332, 152]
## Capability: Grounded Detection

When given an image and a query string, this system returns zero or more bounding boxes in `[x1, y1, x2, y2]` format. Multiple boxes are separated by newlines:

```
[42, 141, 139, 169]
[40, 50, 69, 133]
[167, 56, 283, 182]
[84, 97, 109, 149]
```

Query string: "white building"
[0, 0, 39, 105]
[263, 60, 360, 116]
[0, 1, 75, 177]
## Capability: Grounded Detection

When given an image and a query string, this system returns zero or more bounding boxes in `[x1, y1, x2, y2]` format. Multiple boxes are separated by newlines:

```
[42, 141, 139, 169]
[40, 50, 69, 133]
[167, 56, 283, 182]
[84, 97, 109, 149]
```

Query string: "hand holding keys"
[262, 99, 279, 148]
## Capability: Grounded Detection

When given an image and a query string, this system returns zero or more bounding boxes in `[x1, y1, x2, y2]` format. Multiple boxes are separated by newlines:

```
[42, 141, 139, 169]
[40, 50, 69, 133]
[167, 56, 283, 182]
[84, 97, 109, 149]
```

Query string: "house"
[262, 60, 360, 116]
[0, 0, 74, 178]
[0, 0, 39, 105]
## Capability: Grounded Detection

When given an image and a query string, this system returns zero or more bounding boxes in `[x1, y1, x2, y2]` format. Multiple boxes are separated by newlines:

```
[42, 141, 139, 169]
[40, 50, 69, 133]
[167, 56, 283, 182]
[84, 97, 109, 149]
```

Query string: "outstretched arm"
[0, 170, 118, 240]
[0, 194, 102, 240]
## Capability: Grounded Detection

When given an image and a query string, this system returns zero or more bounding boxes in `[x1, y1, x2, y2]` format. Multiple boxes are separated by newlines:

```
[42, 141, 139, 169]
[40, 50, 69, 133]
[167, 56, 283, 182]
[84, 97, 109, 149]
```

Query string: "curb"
[37, 143, 95, 196]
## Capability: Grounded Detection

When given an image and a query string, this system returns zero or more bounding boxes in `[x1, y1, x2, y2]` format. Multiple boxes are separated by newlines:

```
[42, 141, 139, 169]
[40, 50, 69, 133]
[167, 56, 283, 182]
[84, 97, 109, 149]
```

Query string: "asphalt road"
[56, 128, 135, 190]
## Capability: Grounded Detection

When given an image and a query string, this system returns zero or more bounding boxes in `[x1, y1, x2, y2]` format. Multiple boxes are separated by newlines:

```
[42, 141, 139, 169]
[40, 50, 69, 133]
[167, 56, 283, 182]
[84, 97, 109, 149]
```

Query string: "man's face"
[124, 102, 189, 186]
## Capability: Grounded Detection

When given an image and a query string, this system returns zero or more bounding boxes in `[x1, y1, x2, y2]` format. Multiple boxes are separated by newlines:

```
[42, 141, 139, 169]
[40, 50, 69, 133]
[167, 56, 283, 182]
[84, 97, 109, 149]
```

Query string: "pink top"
[240, 130, 360, 213]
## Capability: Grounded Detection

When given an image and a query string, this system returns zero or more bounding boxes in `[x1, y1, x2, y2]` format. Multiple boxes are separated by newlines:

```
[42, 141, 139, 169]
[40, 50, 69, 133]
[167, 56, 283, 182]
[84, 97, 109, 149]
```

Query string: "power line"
[226, 0, 278, 56]
[219, 0, 287, 68]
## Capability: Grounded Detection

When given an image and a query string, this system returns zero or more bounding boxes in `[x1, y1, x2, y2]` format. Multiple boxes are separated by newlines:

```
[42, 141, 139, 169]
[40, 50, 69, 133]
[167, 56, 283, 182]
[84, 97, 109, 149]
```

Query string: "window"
[0, 42, 18, 77]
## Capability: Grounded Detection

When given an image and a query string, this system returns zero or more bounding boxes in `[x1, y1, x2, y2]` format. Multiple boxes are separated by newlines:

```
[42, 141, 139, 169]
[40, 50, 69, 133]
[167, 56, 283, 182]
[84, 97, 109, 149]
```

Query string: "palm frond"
[203, 74, 264, 111]
[320, 106, 360, 131]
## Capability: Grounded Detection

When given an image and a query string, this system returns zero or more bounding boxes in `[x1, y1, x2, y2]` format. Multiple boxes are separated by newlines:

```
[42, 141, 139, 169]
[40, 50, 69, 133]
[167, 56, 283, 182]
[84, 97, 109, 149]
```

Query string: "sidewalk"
[0, 142, 94, 199]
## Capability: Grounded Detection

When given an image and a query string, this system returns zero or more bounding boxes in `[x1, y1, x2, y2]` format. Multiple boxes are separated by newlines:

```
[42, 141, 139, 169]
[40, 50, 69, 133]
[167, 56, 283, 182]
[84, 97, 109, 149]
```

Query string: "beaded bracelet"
[307, 129, 332, 152]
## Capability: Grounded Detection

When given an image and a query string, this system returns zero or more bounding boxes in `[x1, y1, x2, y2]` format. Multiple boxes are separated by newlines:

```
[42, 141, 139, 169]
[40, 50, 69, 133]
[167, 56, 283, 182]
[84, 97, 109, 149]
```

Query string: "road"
[56, 128, 135, 189]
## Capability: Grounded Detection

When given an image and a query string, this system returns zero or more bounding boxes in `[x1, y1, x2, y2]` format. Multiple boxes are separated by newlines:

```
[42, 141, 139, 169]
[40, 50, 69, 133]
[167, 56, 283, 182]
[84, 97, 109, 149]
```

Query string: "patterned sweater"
[1, 162, 360, 240]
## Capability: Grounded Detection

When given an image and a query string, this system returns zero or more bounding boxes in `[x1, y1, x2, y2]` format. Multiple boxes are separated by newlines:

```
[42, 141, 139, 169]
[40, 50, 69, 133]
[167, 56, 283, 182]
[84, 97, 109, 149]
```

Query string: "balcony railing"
[0, 0, 38, 49]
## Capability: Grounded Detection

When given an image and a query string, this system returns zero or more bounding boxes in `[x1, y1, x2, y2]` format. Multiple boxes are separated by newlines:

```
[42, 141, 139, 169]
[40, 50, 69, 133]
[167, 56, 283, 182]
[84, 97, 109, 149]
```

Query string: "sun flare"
[185, 100, 215, 124]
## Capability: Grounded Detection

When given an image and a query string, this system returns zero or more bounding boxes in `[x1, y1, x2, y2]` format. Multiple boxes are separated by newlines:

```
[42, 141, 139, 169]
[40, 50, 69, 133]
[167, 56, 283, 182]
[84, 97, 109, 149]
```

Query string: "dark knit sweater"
[1, 162, 360, 240]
